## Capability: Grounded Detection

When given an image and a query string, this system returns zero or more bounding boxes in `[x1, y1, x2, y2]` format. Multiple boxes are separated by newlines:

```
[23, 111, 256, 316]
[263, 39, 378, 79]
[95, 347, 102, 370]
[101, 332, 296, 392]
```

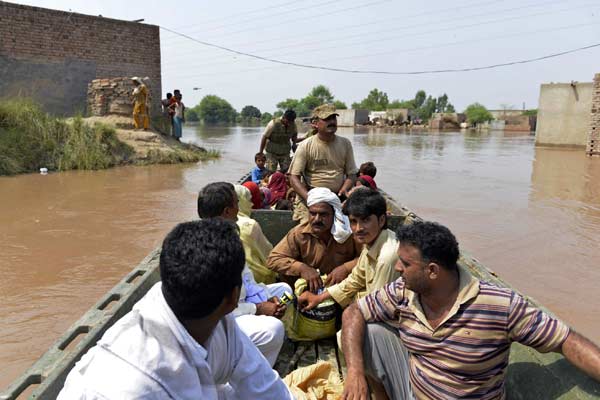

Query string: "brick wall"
[587, 74, 600, 156]
[0, 1, 161, 116]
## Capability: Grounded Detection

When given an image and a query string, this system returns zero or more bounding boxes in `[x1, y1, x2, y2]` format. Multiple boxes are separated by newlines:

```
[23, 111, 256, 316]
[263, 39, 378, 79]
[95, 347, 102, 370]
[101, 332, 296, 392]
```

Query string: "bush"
[0, 99, 134, 175]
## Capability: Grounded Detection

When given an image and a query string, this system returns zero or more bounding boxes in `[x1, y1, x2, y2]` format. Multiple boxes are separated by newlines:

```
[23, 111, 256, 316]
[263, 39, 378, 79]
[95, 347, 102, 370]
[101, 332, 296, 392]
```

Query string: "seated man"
[59, 219, 292, 399]
[198, 182, 291, 366]
[342, 221, 600, 400]
[297, 188, 399, 310]
[267, 187, 362, 293]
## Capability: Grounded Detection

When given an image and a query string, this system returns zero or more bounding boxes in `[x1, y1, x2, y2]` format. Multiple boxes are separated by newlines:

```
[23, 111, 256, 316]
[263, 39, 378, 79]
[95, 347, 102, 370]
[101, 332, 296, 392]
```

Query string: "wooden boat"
[2, 176, 600, 399]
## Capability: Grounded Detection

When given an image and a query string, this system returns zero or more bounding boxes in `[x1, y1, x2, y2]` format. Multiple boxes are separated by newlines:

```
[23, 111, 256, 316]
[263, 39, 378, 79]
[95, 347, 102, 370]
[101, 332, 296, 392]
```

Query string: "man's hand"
[299, 265, 323, 293]
[256, 299, 279, 317]
[342, 369, 369, 400]
[270, 296, 287, 319]
[325, 265, 351, 286]
[298, 291, 325, 312]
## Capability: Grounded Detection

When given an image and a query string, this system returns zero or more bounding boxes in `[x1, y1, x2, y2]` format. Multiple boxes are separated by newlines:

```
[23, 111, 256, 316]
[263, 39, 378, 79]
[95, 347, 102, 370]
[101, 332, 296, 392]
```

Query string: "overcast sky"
[10, 0, 600, 113]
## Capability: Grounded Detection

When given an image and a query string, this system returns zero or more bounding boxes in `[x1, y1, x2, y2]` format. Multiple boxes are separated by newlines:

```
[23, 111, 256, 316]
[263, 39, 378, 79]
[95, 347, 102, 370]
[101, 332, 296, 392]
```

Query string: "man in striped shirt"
[341, 221, 600, 400]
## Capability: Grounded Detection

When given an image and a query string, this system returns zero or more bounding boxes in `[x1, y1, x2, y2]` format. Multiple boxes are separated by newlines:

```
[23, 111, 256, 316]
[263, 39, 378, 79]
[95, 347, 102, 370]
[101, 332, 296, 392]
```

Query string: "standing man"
[259, 109, 299, 172]
[288, 104, 358, 222]
[59, 219, 292, 399]
[341, 221, 600, 400]
[131, 77, 149, 131]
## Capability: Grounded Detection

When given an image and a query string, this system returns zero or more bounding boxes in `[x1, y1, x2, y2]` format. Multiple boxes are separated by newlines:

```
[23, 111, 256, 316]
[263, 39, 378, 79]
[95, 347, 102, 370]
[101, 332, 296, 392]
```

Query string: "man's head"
[308, 202, 334, 238]
[160, 219, 245, 321]
[166, 92, 172, 99]
[255, 152, 266, 169]
[131, 77, 141, 86]
[343, 188, 386, 245]
[311, 104, 339, 139]
[197, 182, 238, 221]
[174, 89, 181, 96]
[282, 109, 297, 126]
[394, 221, 459, 293]
[359, 161, 377, 178]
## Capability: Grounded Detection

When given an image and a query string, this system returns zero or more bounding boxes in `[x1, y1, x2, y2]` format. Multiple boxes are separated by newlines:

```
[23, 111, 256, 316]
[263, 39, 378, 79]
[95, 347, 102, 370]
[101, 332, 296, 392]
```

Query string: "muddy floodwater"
[1, 125, 599, 388]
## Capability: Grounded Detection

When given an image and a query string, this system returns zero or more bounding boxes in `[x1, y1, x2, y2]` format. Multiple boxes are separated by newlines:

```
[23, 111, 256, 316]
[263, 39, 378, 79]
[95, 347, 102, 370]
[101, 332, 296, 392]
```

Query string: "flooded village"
[1, 0, 600, 399]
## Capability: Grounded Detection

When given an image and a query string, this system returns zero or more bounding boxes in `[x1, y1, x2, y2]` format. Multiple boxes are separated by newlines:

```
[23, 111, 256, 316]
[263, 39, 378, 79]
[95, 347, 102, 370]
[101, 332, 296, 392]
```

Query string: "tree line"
[188, 85, 497, 125]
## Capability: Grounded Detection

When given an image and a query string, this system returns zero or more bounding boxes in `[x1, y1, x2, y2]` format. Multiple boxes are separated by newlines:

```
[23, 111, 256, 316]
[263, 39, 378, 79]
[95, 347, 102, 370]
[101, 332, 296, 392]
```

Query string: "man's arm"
[259, 135, 268, 154]
[338, 176, 355, 198]
[290, 174, 309, 201]
[259, 120, 274, 153]
[341, 303, 370, 400]
[557, 331, 600, 382]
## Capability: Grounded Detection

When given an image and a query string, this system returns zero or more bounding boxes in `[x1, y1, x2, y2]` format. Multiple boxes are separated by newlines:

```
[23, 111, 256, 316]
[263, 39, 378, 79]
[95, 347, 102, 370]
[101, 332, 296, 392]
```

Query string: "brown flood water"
[1, 126, 600, 388]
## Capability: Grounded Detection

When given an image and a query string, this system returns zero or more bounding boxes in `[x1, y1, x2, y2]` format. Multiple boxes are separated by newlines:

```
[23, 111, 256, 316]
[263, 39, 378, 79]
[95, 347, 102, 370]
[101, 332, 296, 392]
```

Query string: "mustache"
[312, 222, 325, 227]
[327, 123, 336, 128]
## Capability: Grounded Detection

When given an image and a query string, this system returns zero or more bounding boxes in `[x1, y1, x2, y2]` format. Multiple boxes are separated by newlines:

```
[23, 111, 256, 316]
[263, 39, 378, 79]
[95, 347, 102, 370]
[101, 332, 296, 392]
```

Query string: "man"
[297, 188, 399, 310]
[131, 76, 149, 131]
[288, 104, 358, 222]
[259, 109, 299, 172]
[267, 187, 361, 293]
[341, 221, 600, 400]
[197, 182, 291, 366]
[59, 219, 292, 399]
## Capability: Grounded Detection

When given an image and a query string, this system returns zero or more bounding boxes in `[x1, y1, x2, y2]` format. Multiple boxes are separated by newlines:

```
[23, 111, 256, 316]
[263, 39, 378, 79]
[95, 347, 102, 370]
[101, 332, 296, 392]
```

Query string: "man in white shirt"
[58, 219, 293, 399]
[197, 182, 292, 366]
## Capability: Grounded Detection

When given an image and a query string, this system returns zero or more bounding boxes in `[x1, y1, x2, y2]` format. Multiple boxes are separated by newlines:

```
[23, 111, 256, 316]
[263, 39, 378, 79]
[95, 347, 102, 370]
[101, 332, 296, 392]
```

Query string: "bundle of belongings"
[284, 361, 343, 400]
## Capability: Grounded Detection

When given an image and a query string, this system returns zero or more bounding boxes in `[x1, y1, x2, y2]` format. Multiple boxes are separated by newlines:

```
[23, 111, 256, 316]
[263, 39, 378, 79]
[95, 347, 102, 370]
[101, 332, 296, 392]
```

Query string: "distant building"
[428, 113, 466, 130]
[336, 109, 369, 126]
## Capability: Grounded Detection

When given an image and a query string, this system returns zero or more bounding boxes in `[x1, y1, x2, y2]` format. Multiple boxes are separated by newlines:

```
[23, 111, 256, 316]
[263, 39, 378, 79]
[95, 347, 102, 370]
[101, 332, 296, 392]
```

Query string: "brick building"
[0, 1, 161, 116]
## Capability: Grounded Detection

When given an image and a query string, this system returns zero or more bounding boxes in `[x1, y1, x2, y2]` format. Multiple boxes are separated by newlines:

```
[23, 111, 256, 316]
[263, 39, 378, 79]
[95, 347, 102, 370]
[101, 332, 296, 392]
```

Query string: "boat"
[2, 175, 600, 399]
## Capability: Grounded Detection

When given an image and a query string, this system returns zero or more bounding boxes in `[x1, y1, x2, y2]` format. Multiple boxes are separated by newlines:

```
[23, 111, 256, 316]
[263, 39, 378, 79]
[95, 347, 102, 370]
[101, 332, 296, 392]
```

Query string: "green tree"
[522, 109, 538, 116]
[388, 99, 415, 109]
[301, 95, 321, 112]
[464, 103, 493, 125]
[352, 88, 389, 111]
[186, 108, 199, 122]
[308, 85, 334, 104]
[276, 98, 300, 111]
[416, 96, 437, 121]
[241, 105, 261, 120]
[333, 100, 347, 109]
[446, 103, 456, 113]
[414, 90, 427, 109]
[261, 112, 273, 124]
[436, 94, 449, 113]
[197, 95, 237, 124]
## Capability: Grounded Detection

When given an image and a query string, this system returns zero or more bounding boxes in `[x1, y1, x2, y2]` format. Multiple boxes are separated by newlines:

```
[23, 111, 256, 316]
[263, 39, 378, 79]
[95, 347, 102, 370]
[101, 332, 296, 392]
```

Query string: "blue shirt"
[251, 166, 266, 185]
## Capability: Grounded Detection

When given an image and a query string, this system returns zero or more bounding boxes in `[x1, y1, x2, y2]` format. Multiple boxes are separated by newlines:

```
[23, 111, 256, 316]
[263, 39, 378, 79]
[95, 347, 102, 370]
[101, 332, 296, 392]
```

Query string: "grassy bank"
[0, 100, 219, 176]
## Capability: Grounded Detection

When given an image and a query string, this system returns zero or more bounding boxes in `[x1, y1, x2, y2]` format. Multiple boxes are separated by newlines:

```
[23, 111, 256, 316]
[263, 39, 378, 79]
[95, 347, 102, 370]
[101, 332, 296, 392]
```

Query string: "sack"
[283, 276, 338, 341]
[283, 360, 343, 400]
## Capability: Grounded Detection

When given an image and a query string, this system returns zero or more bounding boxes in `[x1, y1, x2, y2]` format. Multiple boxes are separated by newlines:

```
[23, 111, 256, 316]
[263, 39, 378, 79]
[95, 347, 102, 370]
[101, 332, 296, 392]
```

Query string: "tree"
[241, 105, 261, 120]
[464, 103, 493, 125]
[261, 112, 273, 124]
[436, 94, 449, 113]
[352, 88, 389, 111]
[416, 96, 437, 121]
[389, 99, 415, 109]
[446, 103, 456, 113]
[414, 90, 426, 109]
[333, 100, 347, 109]
[186, 108, 199, 122]
[308, 85, 334, 104]
[197, 95, 237, 124]
[276, 98, 300, 111]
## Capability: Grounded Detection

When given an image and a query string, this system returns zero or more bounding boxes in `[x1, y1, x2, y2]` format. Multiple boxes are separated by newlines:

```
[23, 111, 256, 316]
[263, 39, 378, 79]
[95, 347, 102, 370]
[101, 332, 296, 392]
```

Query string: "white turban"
[307, 187, 352, 244]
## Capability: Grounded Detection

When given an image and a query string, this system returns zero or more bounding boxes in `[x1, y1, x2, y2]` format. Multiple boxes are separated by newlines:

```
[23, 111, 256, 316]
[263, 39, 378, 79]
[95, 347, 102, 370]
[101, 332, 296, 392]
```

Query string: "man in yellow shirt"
[288, 104, 358, 222]
[131, 77, 149, 131]
[298, 188, 399, 310]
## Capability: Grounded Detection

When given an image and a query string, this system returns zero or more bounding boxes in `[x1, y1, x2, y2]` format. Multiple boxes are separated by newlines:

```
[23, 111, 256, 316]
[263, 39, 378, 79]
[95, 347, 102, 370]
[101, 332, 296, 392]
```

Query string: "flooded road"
[1, 125, 600, 388]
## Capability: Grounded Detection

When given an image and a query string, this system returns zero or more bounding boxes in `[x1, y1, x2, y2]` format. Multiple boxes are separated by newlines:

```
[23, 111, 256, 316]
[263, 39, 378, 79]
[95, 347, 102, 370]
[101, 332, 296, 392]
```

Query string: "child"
[359, 161, 377, 178]
[251, 153, 268, 185]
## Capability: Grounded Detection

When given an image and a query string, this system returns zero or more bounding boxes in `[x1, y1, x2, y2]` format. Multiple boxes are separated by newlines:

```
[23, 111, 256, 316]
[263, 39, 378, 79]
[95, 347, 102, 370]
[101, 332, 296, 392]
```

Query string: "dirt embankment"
[82, 115, 218, 164]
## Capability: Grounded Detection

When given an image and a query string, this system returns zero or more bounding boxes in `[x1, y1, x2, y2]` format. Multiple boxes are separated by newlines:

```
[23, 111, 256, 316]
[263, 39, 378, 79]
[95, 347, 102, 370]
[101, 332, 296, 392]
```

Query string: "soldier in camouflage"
[259, 109, 299, 172]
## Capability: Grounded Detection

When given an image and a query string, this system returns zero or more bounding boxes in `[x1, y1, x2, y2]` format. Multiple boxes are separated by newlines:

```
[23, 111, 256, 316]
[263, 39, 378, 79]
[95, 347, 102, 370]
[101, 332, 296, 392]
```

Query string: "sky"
[10, 0, 600, 113]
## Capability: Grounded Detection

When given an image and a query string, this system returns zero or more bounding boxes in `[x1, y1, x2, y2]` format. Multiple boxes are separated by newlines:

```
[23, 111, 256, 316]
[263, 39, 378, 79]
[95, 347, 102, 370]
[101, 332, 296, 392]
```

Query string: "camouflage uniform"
[264, 118, 297, 172]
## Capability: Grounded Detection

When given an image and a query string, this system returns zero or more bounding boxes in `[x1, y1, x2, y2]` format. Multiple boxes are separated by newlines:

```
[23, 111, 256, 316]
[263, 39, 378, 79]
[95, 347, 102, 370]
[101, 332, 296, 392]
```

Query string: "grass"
[0, 99, 220, 176]
[0, 99, 134, 175]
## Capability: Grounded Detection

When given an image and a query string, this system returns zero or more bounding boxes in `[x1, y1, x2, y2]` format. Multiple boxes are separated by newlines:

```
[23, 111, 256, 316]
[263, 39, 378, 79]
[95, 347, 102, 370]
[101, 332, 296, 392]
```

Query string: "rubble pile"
[87, 78, 151, 116]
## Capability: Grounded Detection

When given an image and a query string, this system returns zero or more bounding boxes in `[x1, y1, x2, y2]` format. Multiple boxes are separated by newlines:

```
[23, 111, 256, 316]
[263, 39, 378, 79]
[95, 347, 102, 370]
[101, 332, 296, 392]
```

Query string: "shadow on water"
[507, 358, 600, 399]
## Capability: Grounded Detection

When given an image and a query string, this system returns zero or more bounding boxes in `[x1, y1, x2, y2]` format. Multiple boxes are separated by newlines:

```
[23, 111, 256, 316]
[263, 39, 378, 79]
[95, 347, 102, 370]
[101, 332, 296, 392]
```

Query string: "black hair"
[255, 152, 266, 161]
[283, 109, 297, 121]
[359, 161, 377, 178]
[174, 89, 181, 94]
[395, 221, 459, 271]
[166, 92, 172, 99]
[160, 219, 245, 320]
[197, 182, 235, 218]
[343, 188, 386, 222]
[275, 199, 292, 210]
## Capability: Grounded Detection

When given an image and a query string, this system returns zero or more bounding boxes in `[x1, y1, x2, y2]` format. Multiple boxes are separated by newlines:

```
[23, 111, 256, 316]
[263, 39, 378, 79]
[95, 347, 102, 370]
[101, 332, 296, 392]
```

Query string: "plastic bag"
[283, 360, 343, 400]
